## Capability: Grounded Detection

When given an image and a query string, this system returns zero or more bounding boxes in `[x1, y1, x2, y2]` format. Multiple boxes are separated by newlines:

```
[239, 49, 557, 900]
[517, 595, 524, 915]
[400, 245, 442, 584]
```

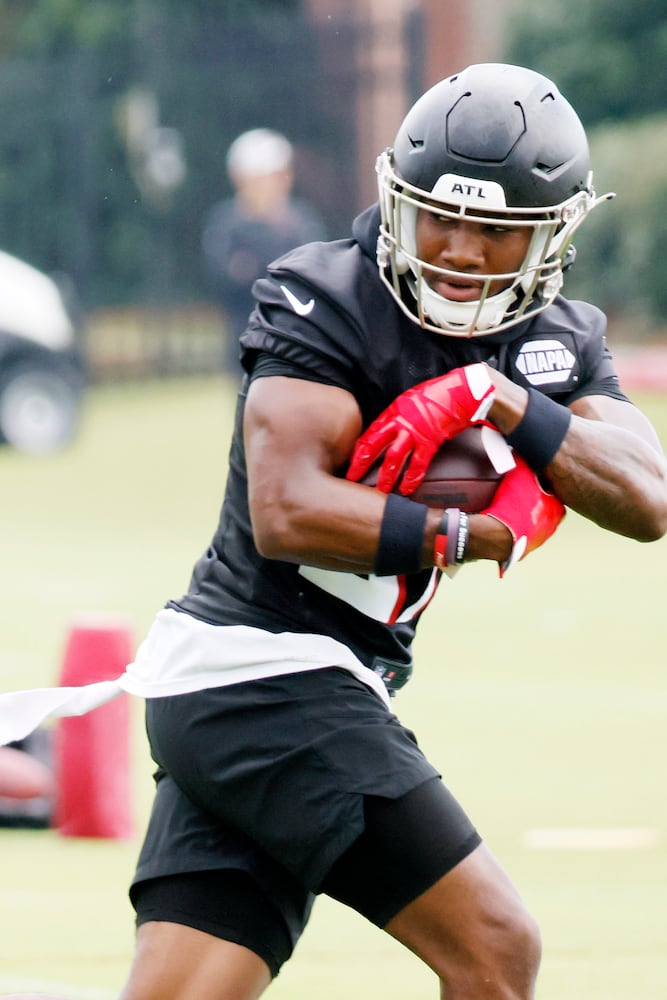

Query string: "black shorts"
[130, 668, 481, 975]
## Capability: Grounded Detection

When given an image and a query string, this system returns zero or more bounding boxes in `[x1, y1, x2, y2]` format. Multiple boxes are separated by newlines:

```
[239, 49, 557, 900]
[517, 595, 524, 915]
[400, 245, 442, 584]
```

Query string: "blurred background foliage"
[0, 0, 329, 311]
[506, 0, 667, 126]
[0, 0, 664, 337]
[506, 0, 667, 337]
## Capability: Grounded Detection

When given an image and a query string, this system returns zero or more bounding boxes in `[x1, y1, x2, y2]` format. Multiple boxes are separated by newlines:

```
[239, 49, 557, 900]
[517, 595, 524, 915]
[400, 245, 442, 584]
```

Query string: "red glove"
[346, 363, 495, 494]
[482, 455, 566, 576]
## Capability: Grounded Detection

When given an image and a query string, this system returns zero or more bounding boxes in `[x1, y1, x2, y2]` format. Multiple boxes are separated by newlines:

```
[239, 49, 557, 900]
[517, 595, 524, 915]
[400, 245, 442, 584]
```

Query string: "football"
[361, 424, 514, 513]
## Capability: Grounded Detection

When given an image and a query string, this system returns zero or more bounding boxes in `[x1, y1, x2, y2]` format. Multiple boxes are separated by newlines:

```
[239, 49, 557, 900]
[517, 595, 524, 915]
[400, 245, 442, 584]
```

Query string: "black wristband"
[375, 492, 427, 577]
[433, 510, 448, 569]
[505, 388, 571, 471]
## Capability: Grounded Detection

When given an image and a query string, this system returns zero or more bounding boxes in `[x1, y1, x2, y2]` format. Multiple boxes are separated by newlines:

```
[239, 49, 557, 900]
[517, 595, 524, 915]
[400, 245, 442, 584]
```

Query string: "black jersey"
[170, 204, 628, 674]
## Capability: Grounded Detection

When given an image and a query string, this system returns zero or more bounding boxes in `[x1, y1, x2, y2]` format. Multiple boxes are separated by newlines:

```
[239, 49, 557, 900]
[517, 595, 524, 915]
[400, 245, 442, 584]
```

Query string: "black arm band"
[374, 492, 427, 577]
[505, 388, 572, 471]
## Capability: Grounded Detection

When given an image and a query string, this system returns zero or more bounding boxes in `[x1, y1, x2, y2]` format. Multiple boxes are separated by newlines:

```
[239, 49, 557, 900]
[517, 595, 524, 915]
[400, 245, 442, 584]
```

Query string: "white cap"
[226, 128, 293, 178]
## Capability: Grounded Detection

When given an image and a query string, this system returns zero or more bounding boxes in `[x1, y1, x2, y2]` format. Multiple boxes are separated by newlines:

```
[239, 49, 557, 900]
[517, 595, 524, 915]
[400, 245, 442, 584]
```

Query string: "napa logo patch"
[514, 338, 578, 387]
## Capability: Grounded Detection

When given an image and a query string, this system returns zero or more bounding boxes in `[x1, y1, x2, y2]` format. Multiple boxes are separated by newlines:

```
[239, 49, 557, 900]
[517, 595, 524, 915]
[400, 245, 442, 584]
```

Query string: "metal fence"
[0, 9, 429, 379]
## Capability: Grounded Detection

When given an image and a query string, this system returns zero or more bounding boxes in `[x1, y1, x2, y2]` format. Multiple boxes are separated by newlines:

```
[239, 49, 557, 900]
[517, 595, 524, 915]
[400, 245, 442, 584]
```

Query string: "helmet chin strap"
[415, 275, 519, 334]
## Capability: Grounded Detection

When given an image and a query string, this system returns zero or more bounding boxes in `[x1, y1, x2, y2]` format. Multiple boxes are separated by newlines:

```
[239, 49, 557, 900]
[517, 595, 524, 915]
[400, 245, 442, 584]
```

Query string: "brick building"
[303, 0, 520, 210]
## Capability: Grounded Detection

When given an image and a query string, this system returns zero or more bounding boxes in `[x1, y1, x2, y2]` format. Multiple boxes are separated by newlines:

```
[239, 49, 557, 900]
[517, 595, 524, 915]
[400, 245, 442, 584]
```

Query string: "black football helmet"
[376, 63, 613, 337]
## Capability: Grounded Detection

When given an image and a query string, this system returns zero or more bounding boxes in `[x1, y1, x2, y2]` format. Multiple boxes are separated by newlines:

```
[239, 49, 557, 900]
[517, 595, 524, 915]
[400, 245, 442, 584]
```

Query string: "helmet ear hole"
[563, 245, 577, 271]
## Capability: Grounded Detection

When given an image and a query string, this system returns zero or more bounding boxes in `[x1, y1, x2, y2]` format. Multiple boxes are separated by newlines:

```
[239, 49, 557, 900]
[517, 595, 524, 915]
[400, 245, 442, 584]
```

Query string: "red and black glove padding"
[482, 454, 566, 577]
[346, 363, 495, 495]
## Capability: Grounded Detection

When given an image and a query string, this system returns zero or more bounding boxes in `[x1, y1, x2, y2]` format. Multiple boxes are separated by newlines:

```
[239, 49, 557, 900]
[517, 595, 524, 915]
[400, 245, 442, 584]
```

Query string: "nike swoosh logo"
[280, 284, 315, 316]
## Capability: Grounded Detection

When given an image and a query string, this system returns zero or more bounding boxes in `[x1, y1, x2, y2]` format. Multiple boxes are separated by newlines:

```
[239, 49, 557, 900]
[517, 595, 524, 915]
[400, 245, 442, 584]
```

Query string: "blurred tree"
[0, 0, 134, 56]
[560, 115, 667, 332]
[505, 0, 667, 333]
[505, 0, 667, 126]
[0, 0, 301, 56]
[0, 0, 343, 311]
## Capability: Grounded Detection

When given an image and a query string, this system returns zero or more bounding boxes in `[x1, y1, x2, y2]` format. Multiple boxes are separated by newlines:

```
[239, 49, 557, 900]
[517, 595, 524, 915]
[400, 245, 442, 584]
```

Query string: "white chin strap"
[417, 277, 520, 333]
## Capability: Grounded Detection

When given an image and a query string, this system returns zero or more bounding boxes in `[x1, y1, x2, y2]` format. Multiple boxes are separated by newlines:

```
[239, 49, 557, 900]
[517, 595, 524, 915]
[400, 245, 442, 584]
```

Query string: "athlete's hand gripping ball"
[482, 455, 566, 576]
[346, 363, 496, 495]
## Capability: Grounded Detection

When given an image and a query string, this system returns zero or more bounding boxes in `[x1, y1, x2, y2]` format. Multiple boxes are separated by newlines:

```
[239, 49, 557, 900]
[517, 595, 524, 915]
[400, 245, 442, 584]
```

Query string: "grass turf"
[1, 375, 666, 998]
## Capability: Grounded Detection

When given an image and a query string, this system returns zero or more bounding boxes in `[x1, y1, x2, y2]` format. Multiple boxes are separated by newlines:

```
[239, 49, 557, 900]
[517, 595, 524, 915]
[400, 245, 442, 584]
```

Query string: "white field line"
[522, 826, 662, 850]
[0, 976, 115, 999]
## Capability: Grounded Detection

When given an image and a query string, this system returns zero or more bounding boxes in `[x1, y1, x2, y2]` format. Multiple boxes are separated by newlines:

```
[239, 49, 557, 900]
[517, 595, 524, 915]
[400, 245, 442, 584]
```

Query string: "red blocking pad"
[53, 616, 135, 839]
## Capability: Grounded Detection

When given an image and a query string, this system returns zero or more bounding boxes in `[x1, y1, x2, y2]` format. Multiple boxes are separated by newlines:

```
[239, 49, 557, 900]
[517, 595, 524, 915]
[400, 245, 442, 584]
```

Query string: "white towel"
[0, 610, 391, 747]
[0, 679, 124, 745]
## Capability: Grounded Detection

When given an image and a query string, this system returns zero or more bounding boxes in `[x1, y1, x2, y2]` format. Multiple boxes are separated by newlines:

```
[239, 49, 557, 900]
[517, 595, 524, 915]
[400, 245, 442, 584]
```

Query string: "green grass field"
[1, 374, 666, 998]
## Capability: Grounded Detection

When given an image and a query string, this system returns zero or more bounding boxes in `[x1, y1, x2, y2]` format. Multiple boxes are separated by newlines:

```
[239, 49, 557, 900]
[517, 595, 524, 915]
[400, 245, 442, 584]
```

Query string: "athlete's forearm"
[545, 415, 667, 540]
[486, 368, 667, 542]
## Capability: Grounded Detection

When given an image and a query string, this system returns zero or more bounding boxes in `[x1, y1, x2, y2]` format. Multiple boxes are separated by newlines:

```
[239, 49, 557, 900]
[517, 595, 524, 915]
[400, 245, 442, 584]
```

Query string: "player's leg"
[0, 929, 271, 1000]
[320, 778, 541, 999]
[118, 867, 304, 1000]
[0, 870, 285, 1000]
[140, 673, 537, 996]
[118, 920, 271, 1000]
[0, 939, 268, 1000]
[385, 843, 541, 999]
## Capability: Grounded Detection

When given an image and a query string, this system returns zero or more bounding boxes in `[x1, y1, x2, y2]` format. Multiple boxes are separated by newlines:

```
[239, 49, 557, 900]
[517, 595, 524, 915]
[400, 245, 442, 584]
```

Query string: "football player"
[5, 64, 667, 1000]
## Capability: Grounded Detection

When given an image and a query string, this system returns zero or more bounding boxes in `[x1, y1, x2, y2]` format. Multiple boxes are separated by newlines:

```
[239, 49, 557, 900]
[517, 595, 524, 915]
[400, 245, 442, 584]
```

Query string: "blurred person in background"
[201, 128, 327, 376]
